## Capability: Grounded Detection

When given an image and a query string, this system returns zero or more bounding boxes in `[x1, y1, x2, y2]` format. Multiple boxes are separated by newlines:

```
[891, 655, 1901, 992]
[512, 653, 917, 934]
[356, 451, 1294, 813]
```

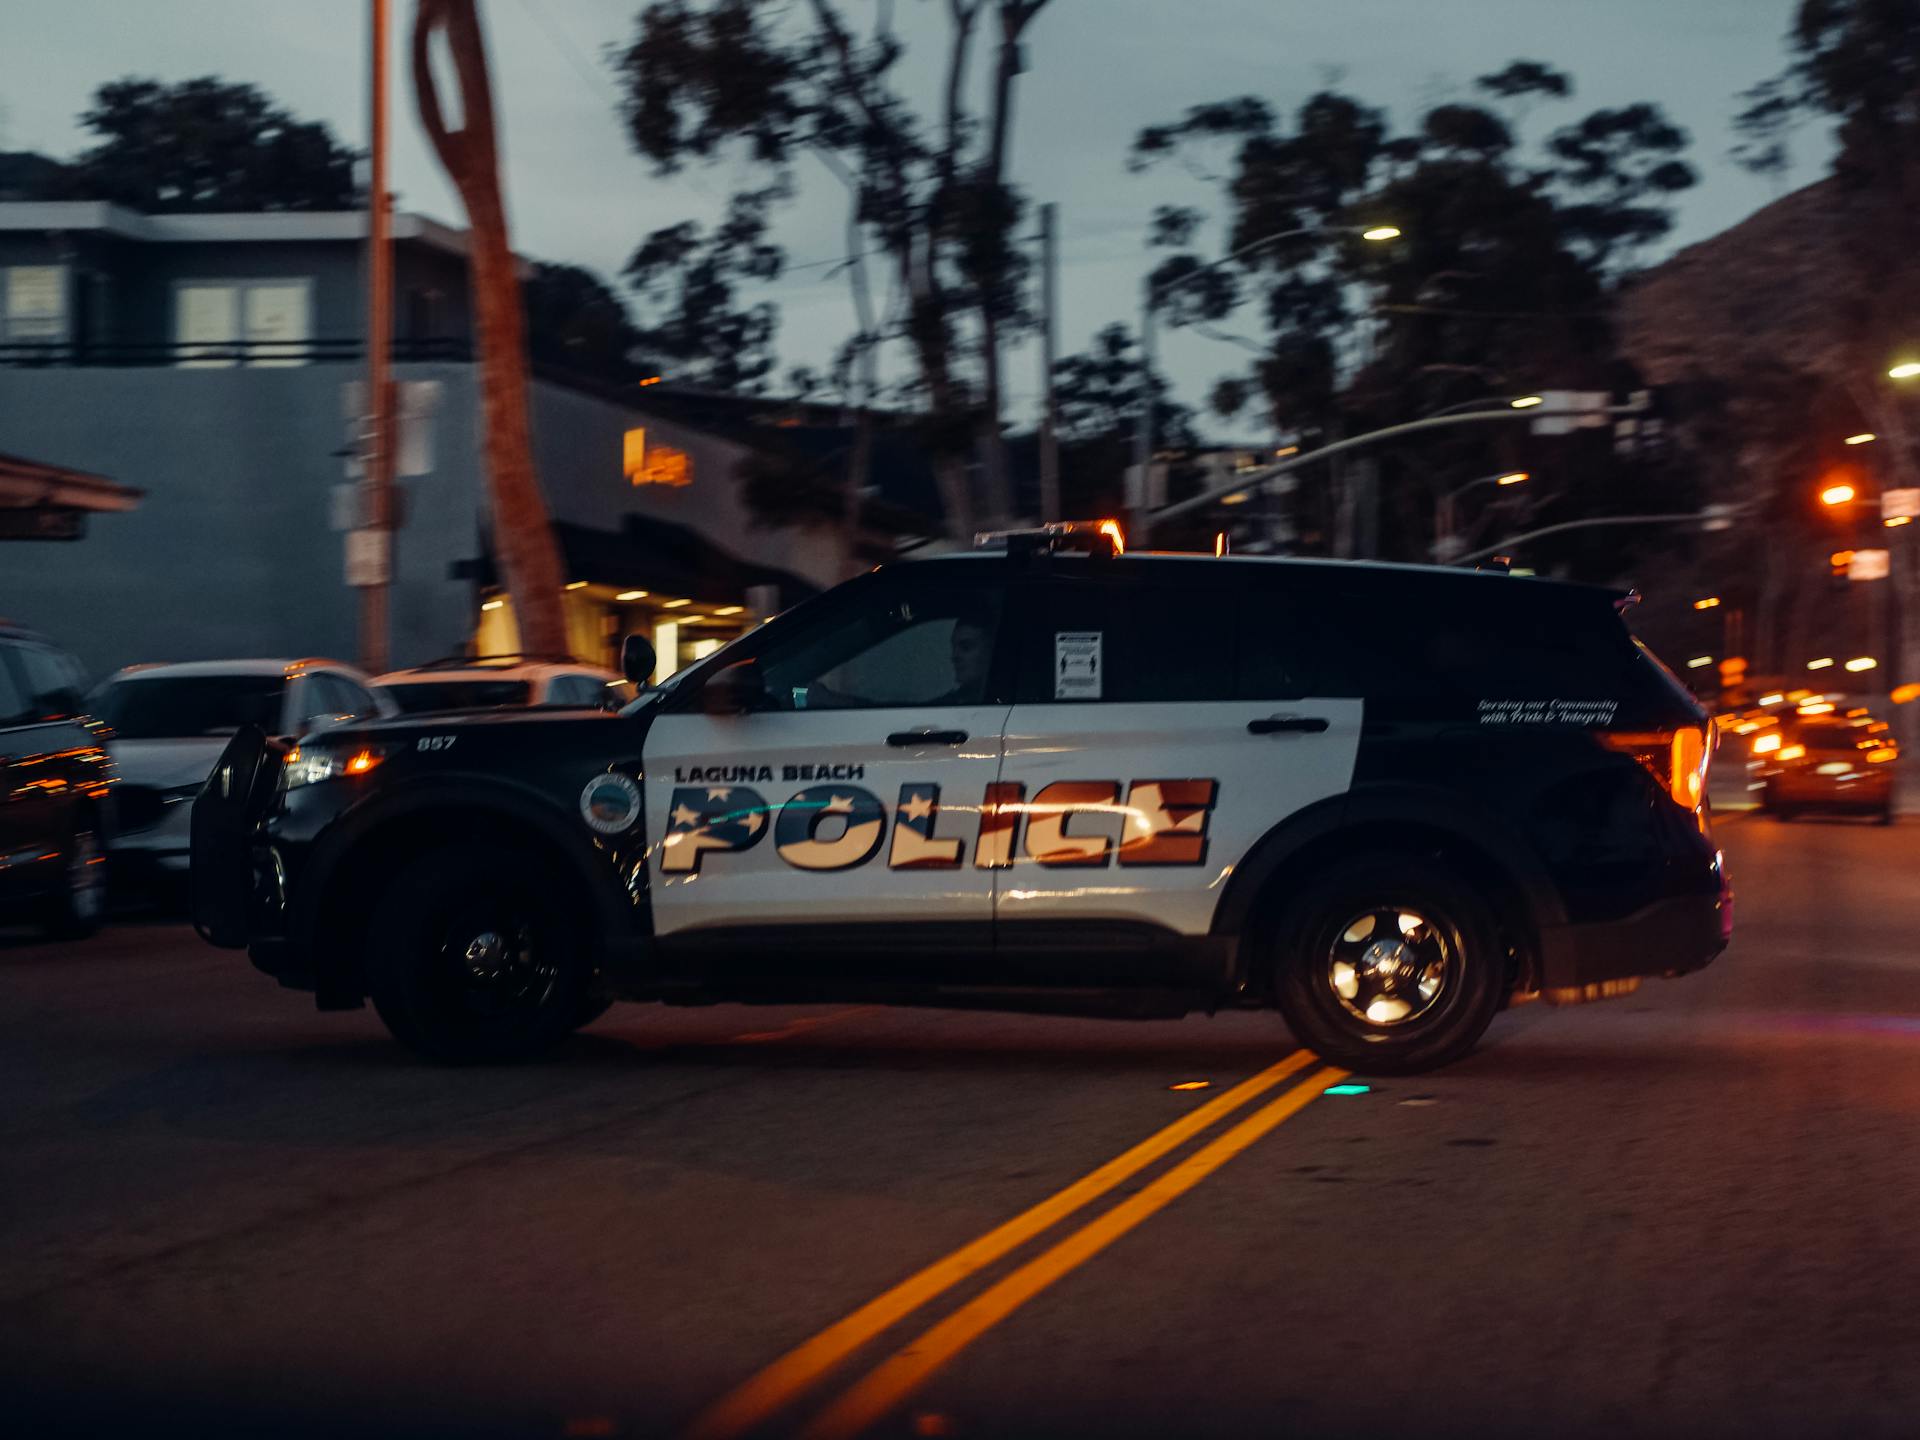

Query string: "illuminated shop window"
[623, 428, 692, 487]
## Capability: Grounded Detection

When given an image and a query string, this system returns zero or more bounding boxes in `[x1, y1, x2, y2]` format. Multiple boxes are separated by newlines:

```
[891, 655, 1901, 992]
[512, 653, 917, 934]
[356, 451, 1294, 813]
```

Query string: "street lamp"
[1509, 395, 1545, 409]
[1433, 470, 1529, 560]
[1422, 396, 1535, 420]
[1131, 223, 1401, 525]
[1846, 432, 1878, 446]
[1889, 361, 1920, 380]
[1822, 482, 1858, 506]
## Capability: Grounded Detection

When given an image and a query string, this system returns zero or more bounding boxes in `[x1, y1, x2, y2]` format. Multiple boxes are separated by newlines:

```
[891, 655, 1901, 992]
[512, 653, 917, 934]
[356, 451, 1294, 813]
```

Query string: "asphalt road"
[5, 814, 1920, 1440]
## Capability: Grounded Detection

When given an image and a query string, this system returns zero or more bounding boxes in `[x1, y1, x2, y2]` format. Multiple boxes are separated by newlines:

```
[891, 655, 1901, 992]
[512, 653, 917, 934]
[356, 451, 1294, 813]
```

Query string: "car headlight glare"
[284, 744, 390, 789]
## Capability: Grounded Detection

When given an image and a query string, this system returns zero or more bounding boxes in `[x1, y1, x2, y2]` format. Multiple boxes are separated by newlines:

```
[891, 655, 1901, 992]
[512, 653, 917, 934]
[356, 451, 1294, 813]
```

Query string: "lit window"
[624, 427, 693, 487]
[3, 266, 69, 346]
[175, 279, 312, 367]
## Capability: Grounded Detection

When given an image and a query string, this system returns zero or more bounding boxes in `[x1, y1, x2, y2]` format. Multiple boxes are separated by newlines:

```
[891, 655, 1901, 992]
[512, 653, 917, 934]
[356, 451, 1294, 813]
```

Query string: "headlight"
[283, 743, 391, 789]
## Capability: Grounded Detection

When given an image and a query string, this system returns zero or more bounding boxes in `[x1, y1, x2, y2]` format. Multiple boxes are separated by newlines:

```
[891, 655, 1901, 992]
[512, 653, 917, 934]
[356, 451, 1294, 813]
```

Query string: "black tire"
[1875, 804, 1895, 827]
[1268, 855, 1505, 1075]
[40, 810, 107, 940]
[366, 842, 593, 1064]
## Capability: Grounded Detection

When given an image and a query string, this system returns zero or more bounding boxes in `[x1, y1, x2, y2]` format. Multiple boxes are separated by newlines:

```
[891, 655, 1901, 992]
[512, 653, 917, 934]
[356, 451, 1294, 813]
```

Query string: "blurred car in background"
[89, 658, 394, 889]
[0, 622, 113, 937]
[374, 654, 635, 714]
[1749, 702, 1899, 823]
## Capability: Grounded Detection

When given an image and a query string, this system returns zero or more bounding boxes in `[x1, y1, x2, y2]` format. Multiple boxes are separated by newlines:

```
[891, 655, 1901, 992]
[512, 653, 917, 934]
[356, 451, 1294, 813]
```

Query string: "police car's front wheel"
[1271, 857, 1503, 1074]
[367, 843, 594, 1064]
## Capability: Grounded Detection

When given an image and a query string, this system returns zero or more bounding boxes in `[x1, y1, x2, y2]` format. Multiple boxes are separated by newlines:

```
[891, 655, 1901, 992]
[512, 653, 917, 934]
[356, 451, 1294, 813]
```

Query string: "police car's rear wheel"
[367, 843, 591, 1064]
[1271, 857, 1503, 1074]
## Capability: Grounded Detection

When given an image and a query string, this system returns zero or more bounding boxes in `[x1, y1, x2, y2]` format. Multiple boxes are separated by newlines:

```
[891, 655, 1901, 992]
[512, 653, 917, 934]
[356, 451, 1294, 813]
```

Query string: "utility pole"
[1037, 201, 1060, 523]
[356, 0, 396, 673]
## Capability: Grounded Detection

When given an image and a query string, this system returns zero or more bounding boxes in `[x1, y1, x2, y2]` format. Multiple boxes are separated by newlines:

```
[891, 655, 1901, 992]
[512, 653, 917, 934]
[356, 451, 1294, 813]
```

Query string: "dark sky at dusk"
[5, 0, 1833, 430]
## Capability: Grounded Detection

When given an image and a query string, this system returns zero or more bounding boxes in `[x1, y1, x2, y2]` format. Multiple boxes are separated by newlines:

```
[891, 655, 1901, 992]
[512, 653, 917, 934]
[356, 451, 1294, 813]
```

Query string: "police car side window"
[756, 582, 1004, 711]
[1236, 582, 1309, 699]
[1018, 579, 1234, 704]
[1277, 582, 1636, 700]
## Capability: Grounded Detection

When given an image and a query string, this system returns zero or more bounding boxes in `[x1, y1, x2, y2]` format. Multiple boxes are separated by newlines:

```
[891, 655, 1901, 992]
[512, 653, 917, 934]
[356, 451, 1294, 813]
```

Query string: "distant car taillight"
[1598, 725, 1711, 810]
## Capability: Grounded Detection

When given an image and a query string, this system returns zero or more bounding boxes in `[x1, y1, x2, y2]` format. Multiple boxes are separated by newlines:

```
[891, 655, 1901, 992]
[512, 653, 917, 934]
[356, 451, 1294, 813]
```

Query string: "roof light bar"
[974, 519, 1125, 559]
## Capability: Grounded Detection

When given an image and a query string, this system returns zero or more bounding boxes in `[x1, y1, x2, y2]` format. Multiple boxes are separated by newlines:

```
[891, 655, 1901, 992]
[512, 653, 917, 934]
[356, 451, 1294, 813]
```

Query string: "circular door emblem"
[580, 772, 642, 834]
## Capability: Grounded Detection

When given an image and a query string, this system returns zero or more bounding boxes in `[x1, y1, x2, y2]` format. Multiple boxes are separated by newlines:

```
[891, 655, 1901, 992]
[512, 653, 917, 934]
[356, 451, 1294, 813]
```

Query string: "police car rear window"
[1243, 579, 1637, 700]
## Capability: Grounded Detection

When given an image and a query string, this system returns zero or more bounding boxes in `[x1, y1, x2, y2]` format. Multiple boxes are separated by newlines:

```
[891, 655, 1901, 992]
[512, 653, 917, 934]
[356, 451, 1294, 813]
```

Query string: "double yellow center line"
[685, 1049, 1346, 1440]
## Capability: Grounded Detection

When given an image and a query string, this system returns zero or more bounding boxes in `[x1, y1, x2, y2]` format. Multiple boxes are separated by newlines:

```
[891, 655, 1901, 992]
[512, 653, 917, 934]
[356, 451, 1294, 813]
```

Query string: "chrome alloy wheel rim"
[445, 917, 558, 1015]
[1325, 907, 1452, 1027]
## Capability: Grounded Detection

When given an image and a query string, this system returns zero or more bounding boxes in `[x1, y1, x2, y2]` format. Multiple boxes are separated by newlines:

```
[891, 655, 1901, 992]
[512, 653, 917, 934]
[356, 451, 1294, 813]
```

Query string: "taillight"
[1598, 726, 1711, 810]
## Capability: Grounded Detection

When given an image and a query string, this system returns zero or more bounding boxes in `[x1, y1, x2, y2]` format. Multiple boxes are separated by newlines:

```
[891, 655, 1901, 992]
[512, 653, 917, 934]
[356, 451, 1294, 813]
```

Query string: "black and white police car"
[191, 523, 1731, 1073]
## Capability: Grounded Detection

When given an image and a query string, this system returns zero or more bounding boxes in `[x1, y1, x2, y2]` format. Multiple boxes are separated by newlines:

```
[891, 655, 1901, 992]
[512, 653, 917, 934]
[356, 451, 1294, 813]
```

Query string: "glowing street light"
[1134, 221, 1404, 537]
[1808, 657, 1836, 670]
[1496, 471, 1529, 486]
[1693, 596, 1721, 610]
[1821, 483, 1858, 506]
[1889, 361, 1920, 380]
[1845, 433, 1878, 446]
[1846, 656, 1879, 673]
[1510, 395, 1544, 409]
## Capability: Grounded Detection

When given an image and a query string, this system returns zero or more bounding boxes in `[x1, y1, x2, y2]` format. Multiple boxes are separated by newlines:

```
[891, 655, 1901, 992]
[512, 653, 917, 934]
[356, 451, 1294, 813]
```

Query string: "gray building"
[0, 202, 924, 682]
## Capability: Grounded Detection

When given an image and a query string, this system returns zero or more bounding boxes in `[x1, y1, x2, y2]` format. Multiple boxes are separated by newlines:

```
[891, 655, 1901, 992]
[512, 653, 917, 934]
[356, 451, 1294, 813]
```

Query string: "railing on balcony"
[0, 337, 477, 367]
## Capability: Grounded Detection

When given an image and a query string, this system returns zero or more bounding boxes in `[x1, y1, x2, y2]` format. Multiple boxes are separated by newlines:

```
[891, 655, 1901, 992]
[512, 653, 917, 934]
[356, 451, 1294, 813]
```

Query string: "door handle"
[888, 727, 969, 747]
[1247, 715, 1329, 735]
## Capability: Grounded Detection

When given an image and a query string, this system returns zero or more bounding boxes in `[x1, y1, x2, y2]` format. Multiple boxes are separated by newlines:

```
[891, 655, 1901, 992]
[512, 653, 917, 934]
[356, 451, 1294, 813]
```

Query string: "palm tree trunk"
[412, 0, 567, 656]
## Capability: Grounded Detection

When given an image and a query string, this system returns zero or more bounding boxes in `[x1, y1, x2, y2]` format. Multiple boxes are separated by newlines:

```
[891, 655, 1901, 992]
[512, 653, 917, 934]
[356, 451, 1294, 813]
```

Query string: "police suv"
[191, 525, 1731, 1073]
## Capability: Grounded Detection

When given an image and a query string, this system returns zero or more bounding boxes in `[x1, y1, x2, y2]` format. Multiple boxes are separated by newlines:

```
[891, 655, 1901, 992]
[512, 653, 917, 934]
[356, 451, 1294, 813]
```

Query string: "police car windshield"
[386, 680, 532, 713]
[93, 675, 285, 739]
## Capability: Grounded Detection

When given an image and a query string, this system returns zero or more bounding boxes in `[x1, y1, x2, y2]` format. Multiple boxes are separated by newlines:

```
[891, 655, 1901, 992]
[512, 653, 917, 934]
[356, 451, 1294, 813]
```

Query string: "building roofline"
[0, 201, 528, 273]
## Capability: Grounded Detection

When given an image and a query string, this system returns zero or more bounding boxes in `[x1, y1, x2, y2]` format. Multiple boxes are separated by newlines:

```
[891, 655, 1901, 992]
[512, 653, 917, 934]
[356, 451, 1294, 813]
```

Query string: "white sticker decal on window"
[1055, 631, 1103, 700]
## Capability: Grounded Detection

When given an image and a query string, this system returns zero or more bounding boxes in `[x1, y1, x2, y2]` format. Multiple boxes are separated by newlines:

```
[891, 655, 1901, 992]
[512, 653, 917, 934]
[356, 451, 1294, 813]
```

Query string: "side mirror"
[701, 660, 767, 716]
[620, 633, 656, 685]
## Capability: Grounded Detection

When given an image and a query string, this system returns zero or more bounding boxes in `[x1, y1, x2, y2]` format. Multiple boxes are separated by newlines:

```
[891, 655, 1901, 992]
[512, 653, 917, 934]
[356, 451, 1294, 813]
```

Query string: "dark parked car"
[0, 622, 113, 937]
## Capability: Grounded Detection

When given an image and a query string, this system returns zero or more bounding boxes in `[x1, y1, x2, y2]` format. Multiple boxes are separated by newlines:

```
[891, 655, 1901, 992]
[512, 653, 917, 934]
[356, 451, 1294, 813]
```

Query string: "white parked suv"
[89, 658, 394, 885]
[374, 654, 634, 715]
